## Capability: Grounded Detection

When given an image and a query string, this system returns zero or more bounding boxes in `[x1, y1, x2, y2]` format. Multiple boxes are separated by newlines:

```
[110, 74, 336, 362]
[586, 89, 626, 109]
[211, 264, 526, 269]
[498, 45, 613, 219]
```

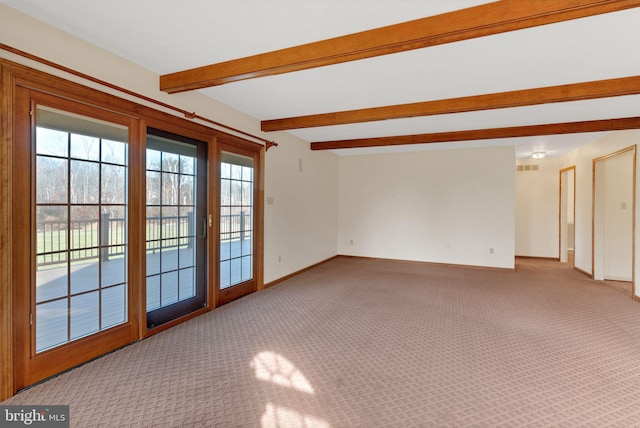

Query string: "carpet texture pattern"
[4, 257, 640, 427]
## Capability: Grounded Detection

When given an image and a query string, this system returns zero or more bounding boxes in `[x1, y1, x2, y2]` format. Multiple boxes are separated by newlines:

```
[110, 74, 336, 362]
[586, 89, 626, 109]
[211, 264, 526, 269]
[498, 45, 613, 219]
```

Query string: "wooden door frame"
[592, 145, 637, 295]
[216, 138, 265, 307]
[0, 61, 13, 400]
[11, 88, 143, 389]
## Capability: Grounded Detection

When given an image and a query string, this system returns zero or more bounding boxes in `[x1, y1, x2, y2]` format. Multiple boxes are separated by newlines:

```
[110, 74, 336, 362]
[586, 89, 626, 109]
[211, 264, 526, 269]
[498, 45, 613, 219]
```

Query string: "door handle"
[202, 217, 207, 239]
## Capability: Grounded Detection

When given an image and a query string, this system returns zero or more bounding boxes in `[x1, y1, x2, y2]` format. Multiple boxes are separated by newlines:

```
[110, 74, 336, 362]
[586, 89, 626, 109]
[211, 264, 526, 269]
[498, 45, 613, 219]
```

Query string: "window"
[34, 106, 128, 352]
[220, 152, 254, 289]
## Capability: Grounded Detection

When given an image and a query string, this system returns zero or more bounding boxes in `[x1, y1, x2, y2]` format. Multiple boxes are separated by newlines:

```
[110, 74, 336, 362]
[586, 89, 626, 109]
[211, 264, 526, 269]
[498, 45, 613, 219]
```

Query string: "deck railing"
[37, 214, 128, 266]
[144, 214, 194, 254]
[37, 211, 248, 266]
[220, 211, 249, 241]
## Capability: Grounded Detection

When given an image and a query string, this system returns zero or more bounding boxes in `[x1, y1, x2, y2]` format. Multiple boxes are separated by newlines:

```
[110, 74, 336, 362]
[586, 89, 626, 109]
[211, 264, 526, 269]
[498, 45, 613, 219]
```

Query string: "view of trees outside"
[36, 127, 127, 266]
[145, 146, 197, 312]
[146, 148, 195, 249]
[34, 120, 128, 353]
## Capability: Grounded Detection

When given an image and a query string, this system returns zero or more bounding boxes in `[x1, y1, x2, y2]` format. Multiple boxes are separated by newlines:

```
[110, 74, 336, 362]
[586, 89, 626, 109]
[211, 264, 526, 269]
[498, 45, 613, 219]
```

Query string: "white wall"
[515, 157, 563, 258]
[0, 3, 339, 284]
[338, 146, 516, 269]
[264, 143, 338, 282]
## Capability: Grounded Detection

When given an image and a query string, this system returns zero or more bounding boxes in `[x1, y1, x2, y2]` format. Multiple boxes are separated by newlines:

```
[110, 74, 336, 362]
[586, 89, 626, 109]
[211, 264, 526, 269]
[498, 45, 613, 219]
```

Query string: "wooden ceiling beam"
[262, 76, 640, 131]
[160, 0, 640, 93]
[310, 117, 640, 150]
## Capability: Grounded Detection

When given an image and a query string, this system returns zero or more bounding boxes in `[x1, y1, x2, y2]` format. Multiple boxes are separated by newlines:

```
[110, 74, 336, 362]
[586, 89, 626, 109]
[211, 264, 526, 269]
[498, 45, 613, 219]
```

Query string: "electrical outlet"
[489, 248, 494, 254]
[350, 239, 354, 245]
[278, 255, 282, 263]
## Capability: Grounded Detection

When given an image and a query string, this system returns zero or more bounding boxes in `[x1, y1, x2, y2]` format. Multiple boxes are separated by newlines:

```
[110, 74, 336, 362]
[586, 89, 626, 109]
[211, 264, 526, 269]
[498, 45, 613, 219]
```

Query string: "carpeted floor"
[4, 257, 640, 427]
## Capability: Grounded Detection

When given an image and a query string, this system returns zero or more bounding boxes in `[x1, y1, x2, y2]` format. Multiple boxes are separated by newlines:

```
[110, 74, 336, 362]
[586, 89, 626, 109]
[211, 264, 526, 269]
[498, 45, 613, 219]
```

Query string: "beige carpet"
[5, 257, 640, 427]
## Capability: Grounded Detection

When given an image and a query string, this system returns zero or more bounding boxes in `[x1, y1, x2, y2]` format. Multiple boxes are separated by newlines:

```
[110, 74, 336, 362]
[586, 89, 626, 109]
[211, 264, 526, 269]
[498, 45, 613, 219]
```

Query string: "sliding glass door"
[145, 129, 207, 329]
[10, 73, 264, 394]
[217, 146, 260, 305]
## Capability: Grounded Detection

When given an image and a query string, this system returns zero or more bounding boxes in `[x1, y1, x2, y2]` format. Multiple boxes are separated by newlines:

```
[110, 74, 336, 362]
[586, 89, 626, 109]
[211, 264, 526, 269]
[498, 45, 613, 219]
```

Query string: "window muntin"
[220, 152, 254, 289]
[34, 106, 128, 353]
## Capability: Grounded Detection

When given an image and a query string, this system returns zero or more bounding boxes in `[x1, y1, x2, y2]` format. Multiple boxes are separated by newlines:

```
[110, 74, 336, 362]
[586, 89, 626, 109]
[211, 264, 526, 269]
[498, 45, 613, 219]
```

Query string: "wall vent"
[516, 164, 539, 172]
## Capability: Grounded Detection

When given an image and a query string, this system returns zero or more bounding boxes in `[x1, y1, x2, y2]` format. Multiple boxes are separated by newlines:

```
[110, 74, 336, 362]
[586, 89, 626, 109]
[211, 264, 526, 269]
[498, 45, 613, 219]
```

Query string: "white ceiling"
[2, 0, 639, 158]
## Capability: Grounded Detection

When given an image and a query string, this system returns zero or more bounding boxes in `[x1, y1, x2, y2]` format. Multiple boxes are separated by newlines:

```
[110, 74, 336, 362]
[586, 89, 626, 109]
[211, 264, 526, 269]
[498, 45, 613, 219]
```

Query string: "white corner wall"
[338, 146, 516, 269]
[515, 157, 563, 258]
[0, 3, 339, 285]
[264, 144, 338, 283]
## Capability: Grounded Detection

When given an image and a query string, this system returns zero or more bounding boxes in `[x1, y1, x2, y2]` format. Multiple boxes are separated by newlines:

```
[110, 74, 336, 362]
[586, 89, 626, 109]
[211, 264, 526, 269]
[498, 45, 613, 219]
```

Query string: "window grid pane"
[220, 157, 253, 290]
[35, 113, 128, 354]
[146, 149, 198, 311]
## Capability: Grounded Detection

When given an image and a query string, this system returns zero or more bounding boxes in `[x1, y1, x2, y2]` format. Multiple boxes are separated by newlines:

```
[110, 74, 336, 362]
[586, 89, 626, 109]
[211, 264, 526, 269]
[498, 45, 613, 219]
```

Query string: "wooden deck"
[35, 239, 252, 352]
[220, 238, 253, 289]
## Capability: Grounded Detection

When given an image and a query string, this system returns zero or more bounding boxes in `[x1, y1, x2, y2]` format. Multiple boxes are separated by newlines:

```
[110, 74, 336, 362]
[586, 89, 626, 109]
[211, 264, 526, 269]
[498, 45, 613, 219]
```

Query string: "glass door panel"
[220, 153, 254, 288]
[34, 106, 129, 353]
[145, 129, 206, 329]
[218, 150, 257, 305]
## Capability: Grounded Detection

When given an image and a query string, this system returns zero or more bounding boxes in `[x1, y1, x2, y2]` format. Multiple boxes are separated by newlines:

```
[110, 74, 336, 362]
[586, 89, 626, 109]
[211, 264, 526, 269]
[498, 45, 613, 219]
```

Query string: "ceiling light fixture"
[531, 151, 546, 159]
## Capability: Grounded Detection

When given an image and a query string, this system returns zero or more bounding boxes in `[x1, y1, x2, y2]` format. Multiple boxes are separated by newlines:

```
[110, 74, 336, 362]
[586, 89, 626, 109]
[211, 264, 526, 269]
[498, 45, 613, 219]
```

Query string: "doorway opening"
[559, 166, 576, 266]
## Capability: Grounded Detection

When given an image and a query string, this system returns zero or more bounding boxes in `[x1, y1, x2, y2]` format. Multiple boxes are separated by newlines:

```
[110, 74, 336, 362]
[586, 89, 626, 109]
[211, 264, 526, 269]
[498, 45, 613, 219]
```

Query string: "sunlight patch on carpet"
[261, 403, 330, 428]
[252, 351, 315, 394]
